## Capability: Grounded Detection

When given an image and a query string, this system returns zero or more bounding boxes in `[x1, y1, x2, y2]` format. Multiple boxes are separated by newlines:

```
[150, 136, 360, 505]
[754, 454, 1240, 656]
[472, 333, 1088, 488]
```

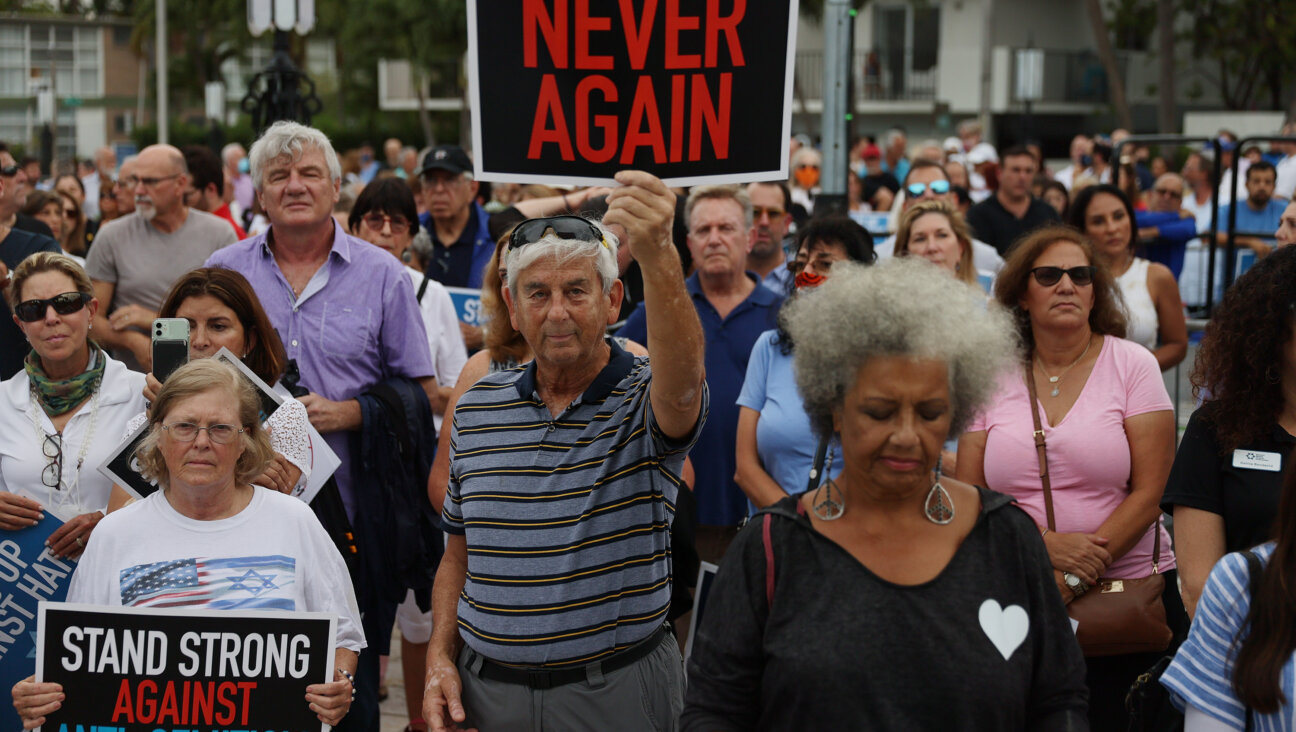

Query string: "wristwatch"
[1063, 572, 1088, 597]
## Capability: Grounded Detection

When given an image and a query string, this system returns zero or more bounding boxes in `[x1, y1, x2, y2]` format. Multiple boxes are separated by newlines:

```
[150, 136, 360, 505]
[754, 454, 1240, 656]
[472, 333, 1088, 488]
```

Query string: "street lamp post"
[241, 0, 323, 133]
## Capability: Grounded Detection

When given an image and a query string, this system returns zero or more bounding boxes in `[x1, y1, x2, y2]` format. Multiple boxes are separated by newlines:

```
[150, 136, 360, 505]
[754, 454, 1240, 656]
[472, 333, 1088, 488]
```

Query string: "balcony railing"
[1011, 49, 1132, 105]
[793, 50, 937, 105]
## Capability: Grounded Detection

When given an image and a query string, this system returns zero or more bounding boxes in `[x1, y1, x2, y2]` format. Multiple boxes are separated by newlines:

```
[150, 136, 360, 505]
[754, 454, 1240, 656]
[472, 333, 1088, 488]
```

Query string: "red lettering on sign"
[215, 680, 237, 725]
[669, 74, 686, 162]
[238, 681, 257, 723]
[621, 76, 668, 165]
[112, 679, 135, 723]
[136, 679, 158, 723]
[192, 680, 214, 724]
[523, 0, 568, 68]
[690, 72, 732, 160]
[619, 0, 658, 70]
[576, 76, 619, 163]
[157, 680, 180, 723]
[706, 0, 746, 66]
[574, 0, 612, 70]
[664, 0, 701, 69]
[528, 75, 576, 160]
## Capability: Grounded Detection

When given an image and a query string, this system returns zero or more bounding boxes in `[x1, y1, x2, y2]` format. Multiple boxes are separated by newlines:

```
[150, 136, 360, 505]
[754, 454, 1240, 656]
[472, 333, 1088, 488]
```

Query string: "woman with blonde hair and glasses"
[0, 252, 146, 558]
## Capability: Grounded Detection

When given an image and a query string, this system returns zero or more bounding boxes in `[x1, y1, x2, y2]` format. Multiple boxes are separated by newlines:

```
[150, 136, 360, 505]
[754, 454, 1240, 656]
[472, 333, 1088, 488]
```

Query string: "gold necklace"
[1034, 336, 1094, 397]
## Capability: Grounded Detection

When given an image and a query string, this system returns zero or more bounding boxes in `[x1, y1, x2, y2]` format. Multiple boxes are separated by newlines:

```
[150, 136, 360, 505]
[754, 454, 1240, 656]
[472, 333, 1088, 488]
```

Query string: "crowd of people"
[1, 115, 1296, 732]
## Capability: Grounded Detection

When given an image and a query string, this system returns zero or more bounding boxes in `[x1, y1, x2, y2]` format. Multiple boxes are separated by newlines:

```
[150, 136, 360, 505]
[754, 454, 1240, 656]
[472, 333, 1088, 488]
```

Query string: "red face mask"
[794, 269, 827, 290]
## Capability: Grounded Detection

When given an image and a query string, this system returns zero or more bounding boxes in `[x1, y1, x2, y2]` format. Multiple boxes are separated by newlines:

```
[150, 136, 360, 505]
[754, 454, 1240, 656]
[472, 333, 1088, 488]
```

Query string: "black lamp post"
[240, 0, 323, 132]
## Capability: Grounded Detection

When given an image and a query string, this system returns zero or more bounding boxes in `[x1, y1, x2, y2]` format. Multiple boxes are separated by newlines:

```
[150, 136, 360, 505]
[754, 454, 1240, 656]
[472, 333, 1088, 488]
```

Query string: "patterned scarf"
[25, 343, 106, 417]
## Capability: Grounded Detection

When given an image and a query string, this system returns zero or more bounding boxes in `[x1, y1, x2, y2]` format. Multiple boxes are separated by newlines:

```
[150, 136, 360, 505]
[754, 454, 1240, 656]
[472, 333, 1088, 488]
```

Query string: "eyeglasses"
[14, 291, 91, 322]
[161, 422, 243, 444]
[362, 213, 411, 232]
[1153, 188, 1183, 198]
[42, 433, 62, 490]
[1030, 265, 1096, 287]
[0, 164, 18, 177]
[122, 174, 178, 189]
[753, 205, 786, 220]
[906, 180, 951, 197]
[508, 215, 608, 251]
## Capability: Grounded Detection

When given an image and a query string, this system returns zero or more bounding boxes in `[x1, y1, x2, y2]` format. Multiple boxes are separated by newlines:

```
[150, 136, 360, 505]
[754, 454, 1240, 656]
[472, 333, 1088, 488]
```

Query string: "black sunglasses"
[508, 215, 607, 251]
[14, 291, 92, 322]
[1030, 266, 1096, 287]
[0, 164, 18, 177]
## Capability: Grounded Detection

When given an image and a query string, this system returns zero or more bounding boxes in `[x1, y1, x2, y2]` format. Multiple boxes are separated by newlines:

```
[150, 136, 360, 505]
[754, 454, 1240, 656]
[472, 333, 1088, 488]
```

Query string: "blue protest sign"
[446, 286, 485, 327]
[0, 515, 76, 732]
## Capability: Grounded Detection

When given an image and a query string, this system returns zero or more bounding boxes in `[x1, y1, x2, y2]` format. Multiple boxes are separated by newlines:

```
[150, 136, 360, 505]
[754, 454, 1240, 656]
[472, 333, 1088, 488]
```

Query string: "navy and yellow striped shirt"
[443, 341, 707, 667]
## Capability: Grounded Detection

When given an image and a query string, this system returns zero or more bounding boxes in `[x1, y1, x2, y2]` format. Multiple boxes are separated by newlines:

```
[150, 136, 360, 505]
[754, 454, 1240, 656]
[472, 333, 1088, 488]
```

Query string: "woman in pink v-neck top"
[968, 333, 1174, 579]
[957, 226, 1181, 731]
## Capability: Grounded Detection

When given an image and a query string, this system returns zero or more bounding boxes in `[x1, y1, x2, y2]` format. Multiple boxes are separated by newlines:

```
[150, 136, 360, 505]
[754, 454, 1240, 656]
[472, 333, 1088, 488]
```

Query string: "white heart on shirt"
[979, 599, 1029, 661]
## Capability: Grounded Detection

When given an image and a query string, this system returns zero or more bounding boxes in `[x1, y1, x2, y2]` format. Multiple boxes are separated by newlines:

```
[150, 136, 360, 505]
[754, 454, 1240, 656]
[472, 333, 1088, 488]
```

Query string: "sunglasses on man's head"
[14, 291, 91, 322]
[907, 180, 951, 197]
[1030, 266, 1096, 287]
[509, 215, 607, 251]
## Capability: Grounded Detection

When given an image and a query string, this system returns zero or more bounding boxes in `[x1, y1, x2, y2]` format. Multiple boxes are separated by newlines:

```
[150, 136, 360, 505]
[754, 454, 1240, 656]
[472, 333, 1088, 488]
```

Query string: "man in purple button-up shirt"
[205, 121, 436, 732]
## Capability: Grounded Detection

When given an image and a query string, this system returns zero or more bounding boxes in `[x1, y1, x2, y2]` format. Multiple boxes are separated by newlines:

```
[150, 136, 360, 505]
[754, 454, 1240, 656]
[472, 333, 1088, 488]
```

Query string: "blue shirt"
[443, 340, 707, 665]
[205, 219, 436, 519]
[1161, 544, 1292, 730]
[736, 330, 843, 513]
[1220, 198, 1287, 242]
[761, 266, 793, 297]
[618, 273, 782, 526]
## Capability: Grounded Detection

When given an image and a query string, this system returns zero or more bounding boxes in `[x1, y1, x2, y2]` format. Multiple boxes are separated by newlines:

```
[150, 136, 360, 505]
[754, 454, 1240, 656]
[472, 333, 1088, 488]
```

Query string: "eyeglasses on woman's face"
[1029, 265, 1095, 287]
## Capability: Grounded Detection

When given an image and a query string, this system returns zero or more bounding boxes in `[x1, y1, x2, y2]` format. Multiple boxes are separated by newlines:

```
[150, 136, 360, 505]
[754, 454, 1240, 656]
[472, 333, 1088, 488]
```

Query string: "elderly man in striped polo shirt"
[424, 170, 708, 731]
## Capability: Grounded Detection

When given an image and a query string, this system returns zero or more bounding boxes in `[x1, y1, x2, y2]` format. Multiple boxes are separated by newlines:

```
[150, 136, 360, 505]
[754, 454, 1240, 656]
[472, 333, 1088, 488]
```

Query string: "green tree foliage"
[1179, 0, 1296, 111]
[129, 0, 254, 113]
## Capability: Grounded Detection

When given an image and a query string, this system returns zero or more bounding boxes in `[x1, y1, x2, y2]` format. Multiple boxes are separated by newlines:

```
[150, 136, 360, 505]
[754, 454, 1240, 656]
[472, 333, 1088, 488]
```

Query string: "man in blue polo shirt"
[425, 171, 706, 731]
[1217, 161, 1287, 258]
[619, 184, 782, 564]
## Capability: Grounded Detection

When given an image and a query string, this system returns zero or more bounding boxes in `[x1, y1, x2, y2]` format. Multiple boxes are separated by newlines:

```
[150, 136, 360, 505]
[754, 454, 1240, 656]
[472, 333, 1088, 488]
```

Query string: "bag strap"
[417, 273, 431, 303]
[1024, 363, 1162, 567]
[1024, 363, 1057, 531]
[762, 513, 775, 607]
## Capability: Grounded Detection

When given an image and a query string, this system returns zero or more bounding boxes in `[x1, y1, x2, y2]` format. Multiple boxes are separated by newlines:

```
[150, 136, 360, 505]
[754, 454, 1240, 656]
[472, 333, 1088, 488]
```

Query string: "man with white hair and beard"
[86, 144, 236, 370]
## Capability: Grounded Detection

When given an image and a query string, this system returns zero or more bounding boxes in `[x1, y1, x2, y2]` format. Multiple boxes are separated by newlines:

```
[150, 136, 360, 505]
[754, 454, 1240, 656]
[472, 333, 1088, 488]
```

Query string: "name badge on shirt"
[1232, 449, 1282, 472]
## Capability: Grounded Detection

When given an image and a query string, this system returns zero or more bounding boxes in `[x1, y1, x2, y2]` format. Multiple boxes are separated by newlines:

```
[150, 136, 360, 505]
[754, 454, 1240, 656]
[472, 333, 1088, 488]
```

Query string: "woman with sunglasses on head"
[958, 226, 1183, 729]
[735, 216, 874, 512]
[347, 177, 467, 420]
[0, 252, 146, 559]
[1069, 184, 1187, 372]
[104, 267, 314, 512]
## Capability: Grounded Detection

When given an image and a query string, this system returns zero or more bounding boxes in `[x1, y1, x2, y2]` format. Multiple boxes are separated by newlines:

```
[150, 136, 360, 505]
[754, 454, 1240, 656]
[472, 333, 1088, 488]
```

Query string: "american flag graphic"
[119, 555, 297, 610]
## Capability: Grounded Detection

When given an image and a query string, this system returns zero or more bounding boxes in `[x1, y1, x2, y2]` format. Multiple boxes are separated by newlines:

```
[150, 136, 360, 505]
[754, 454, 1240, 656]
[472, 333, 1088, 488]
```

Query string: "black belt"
[474, 624, 670, 690]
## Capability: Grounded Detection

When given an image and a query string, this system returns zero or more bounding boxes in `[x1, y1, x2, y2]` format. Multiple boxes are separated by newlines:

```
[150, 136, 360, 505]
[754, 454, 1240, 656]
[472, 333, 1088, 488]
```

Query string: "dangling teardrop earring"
[811, 445, 845, 521]
[924, 455, 955, 525]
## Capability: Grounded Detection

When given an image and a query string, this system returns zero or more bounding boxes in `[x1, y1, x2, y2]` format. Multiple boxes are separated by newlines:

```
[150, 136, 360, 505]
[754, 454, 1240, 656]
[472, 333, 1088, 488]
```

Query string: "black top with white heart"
[681, 486, 1088, 731]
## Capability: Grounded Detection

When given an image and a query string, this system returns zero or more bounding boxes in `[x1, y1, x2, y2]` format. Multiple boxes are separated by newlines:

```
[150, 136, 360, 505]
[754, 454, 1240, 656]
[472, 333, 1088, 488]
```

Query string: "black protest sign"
[468, 0, 798, 186]
[37, 602, 335, 732]
[97, 421, 158, 501]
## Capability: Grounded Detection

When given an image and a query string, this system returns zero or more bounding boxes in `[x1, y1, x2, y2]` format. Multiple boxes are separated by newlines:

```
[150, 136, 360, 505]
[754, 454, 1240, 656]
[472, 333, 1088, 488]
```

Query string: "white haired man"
[206, 120, 440, 731]
[86, 144, 237, 370]
[424, 171, 707, 731]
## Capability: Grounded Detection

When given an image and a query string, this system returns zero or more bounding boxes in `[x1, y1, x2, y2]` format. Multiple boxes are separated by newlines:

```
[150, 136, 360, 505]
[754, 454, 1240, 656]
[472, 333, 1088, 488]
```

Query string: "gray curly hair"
[784, 257, 1019, 438]
[248, 121, 342, 191]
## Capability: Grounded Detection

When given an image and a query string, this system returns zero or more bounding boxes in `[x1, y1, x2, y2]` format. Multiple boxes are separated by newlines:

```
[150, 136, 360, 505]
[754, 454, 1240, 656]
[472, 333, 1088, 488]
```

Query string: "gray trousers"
[456, 631, 684, 732]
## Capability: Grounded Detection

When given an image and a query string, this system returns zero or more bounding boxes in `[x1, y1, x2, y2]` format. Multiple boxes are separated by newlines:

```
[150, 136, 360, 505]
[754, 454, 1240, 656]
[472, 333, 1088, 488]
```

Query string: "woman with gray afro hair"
[784, 256, 1017, 439]
[683, 257, 1088, 731]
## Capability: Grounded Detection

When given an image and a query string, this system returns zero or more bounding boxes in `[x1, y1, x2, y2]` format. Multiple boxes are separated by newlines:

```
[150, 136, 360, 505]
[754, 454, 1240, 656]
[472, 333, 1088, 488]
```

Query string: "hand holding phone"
[152, 318, 190, 383]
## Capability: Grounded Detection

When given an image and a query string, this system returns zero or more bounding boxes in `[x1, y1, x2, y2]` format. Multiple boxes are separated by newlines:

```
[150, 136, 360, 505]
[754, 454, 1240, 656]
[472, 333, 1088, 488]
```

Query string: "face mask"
[794, 165, 820, 189]
[1080, 154, 1093, 168]
[238, 158, 250, 174]
[794, 268, 827, 290]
